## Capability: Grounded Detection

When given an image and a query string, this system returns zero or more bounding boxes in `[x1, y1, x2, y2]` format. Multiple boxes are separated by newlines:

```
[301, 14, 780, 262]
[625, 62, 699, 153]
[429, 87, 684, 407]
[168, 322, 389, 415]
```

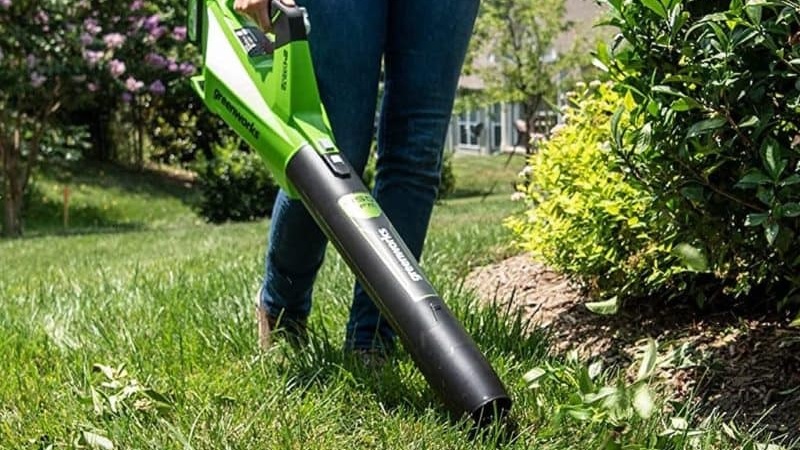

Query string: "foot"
[255, 288, 308, 350]
[348, 347, 390, 369]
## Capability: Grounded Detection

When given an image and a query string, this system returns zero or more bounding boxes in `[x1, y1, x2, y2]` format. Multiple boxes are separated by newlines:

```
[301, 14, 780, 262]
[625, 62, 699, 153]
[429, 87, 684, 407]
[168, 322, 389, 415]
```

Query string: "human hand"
[233, 0, 296, 31]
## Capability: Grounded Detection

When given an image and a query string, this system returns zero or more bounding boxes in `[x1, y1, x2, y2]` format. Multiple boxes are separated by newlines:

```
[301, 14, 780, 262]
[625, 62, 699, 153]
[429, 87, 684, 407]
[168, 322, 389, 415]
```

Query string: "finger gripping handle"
[271, 0, 307, 47]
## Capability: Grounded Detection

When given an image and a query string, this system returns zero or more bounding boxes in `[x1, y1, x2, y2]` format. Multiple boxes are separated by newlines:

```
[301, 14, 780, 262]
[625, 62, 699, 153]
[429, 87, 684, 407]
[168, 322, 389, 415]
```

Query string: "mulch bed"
[465, 254, 800, 440]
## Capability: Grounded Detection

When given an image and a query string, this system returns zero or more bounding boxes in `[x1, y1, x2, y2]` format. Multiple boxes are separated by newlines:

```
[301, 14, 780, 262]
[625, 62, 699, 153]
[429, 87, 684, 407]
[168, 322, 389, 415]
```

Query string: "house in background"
[446, 0, 606, 154]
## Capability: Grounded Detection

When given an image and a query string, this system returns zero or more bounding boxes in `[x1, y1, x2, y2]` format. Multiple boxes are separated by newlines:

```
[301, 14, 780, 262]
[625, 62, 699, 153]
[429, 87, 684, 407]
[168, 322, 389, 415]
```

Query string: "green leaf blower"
[187, 0, 511, 423]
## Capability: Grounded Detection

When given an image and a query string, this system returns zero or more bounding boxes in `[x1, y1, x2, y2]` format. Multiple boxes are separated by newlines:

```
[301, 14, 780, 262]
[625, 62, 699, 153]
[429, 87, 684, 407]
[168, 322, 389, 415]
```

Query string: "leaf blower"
[187, 0, 511, 423]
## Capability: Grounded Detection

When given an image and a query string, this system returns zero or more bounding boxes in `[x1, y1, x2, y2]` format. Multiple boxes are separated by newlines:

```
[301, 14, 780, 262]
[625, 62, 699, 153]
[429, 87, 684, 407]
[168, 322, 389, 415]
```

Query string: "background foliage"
[510, 0, 800, 312]
[600, 0, 800, 307]
[196, 140, 278, 224]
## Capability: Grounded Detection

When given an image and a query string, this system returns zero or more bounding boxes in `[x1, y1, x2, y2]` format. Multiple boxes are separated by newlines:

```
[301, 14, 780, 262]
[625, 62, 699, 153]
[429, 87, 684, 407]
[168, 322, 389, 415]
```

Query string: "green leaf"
[624, 90, 636, 110]
[564, 406, 593, 421]
[687, 117, 726, 138]
[745, 212, 769, 226]
[737, 170, 772, 187]
[781, 203, 800, 218]
[672, 243, 708, 272]
[670, 97, 701, 111]
[641, 0, 668, 18]
[637, 339, 658, 381]
[765, 222, 780, 246]
[633, 384, 655, 419]
[81, 431, 114, 450]
[738, 115, 760, 128]
[791, 314, 800, 328]
[652, 85, 686, 97]
[779, 174, 800, 187]
[585, 297, 619, 315]
[523, 367, 547, 385]
[762, 139, 786, 180]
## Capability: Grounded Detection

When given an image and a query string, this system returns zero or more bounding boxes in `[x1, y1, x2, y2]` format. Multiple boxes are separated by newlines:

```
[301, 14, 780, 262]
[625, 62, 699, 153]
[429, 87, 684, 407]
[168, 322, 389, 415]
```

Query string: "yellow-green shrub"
[506, 82, 681, 304]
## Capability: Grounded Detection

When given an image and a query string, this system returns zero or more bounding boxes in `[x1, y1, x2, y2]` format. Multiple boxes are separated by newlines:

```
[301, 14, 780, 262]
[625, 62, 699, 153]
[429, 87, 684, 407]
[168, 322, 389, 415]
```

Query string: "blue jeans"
[260, 0, 479, 351]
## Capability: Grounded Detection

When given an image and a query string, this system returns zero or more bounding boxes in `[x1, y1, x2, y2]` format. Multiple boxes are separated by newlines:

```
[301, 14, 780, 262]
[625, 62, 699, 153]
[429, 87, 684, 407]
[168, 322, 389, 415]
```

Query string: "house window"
[491, 104, 502, 150]
[458, 110, 480, 147]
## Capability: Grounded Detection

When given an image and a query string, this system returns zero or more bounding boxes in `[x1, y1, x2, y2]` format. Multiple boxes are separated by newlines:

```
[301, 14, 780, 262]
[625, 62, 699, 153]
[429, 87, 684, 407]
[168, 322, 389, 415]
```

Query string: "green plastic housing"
[189, 0, 337, 196]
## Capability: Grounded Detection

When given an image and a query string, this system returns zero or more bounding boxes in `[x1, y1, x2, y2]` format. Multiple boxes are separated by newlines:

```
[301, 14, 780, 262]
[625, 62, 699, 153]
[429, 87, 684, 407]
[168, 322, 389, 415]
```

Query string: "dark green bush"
[196, 141, 278, 223]
[594, 0, 800, 307]
[438, 151, 456, 199]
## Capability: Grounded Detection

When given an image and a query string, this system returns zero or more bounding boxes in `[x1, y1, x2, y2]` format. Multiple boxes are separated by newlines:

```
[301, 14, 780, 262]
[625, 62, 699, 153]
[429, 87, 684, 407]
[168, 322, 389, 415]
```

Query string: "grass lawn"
[0, 156, 774, 449]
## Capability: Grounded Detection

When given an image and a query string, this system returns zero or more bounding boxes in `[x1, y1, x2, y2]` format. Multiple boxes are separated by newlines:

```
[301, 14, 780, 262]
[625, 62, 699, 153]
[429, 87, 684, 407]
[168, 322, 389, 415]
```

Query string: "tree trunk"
[523, 96, 543, 154]
[2, 130, 24, 238]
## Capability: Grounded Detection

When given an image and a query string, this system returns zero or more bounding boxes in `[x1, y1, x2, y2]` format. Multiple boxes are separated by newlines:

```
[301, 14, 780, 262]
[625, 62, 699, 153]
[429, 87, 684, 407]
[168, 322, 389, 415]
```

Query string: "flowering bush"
[0, 0, 220, 236]
[0, 0, 93, 236]
[69, 0, 204, 165]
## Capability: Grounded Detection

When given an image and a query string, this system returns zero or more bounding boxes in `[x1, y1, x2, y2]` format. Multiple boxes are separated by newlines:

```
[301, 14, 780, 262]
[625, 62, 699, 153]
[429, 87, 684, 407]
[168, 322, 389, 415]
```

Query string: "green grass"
[0, 157, 782, 449]
[449, 153, 527, 199]
[22, 162, 200, 235]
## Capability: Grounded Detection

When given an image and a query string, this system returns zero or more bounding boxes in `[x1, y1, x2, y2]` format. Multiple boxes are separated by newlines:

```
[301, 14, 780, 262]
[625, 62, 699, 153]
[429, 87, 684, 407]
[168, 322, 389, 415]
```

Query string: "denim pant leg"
[261, 0, 386, 321]
[344, 0, 480, 350]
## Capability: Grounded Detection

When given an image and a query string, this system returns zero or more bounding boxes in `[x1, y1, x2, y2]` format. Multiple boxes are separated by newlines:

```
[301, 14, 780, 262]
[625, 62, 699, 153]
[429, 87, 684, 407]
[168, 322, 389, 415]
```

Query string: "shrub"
[506, 82, 679, 304]
[196, 141, 278, 223]
[595, 0, 800, 308]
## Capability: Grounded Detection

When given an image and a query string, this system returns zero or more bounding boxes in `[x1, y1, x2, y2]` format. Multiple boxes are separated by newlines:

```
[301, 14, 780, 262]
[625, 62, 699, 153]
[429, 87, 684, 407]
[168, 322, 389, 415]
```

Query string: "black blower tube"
[285, 144, 512, 423]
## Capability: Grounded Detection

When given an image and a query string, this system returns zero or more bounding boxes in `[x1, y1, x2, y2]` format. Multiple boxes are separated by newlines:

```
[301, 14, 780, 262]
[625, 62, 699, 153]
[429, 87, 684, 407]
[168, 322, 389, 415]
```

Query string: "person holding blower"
[234, 0, 480, 360]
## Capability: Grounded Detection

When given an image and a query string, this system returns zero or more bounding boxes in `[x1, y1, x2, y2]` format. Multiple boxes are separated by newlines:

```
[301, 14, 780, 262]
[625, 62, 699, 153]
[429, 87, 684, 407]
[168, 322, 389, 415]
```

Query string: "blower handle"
[271, 0, 308, 47]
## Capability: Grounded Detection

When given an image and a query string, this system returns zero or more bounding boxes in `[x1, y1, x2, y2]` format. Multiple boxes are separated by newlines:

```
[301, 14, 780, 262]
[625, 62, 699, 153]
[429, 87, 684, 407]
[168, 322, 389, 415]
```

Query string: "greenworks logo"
[338, 193, 381, 219]
[213, 89, 260, 140]
[378, 227, 423, 282]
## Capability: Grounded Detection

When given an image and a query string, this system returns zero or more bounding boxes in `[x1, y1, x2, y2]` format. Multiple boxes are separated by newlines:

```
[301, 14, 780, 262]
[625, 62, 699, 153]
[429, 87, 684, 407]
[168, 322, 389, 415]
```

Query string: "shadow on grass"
[40, 161, 197, 201]
[14, 161, 199, 238]
[22, 184, 146, 236]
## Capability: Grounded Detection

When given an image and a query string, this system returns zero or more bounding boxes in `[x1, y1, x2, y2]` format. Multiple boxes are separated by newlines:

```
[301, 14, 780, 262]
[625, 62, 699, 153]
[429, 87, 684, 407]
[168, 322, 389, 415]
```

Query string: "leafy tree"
[0, 0, 90, 237]
[465, 0, 591, 152]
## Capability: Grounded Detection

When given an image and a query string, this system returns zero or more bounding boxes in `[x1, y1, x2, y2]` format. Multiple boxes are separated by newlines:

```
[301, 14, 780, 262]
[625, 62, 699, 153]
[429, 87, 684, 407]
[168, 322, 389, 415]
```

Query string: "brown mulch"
[465, 254, 800, 440]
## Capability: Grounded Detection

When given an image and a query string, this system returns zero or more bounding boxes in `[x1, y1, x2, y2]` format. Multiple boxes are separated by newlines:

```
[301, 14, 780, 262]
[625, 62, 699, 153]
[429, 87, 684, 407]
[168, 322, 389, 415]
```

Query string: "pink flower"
[125, 76, 144, 92]
[121, 92, 133, 103]
[0, 0, 11, 9]
[34, 10, 48, 24]
[178, 62, 195, 76]
[30, 72, 47, 88]
[87, 82, 99, 92]
[109, 59, 126, 78]
[83, 50, 104, 67]
[84, 17, 101, 35]
[130, 0, 143, 11]
[172, 26, 187, 41]
[149, 25, 167, 40]
[143, 14, 160, 31]
[26, 54, 37, 68]
[167, 59, 178, 72]
[148, 80, 166, 95]
[80, 32, 94, 46]
[102, 33, 126, 50]
[144, 52, 167, 68]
